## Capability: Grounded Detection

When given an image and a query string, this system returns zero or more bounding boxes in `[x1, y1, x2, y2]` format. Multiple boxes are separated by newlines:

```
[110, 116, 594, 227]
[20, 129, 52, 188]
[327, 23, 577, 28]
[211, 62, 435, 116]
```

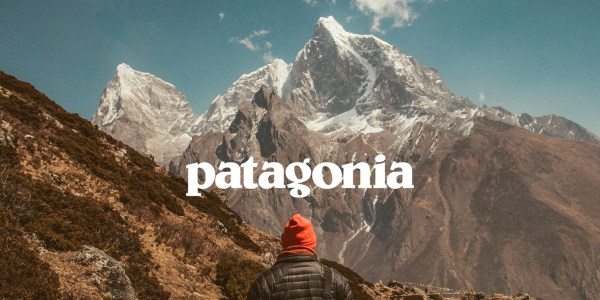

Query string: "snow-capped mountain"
[94, 18, 598, 164]
[92, 63, 202, 166]
[93, 17, 600, 299]
[287, 16, 458, 117]
[195, 16, 599, 145]
[170, 17, 600, 300]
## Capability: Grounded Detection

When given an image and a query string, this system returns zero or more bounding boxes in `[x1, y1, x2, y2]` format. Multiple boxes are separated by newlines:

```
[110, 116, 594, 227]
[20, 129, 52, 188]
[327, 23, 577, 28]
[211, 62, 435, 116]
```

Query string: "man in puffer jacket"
[247, 214, 353, 300]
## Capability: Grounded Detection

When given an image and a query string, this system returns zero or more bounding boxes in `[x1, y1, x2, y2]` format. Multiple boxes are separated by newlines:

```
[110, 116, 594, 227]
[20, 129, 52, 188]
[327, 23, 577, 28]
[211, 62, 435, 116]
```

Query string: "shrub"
[216, 256, 266, 300]
[0, 193, 61, 299]
[188, 190, 261, 252]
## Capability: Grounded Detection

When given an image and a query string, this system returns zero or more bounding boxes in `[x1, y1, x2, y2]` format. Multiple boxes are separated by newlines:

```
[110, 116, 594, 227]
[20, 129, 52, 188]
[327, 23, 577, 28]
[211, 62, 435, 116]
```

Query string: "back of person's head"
[247, 214, 354, 299]
[281, 213, 317, 250]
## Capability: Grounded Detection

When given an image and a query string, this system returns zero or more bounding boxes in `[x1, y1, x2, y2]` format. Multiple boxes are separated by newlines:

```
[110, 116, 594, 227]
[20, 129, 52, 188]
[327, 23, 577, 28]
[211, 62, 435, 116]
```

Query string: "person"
[247, 213, 353, 299]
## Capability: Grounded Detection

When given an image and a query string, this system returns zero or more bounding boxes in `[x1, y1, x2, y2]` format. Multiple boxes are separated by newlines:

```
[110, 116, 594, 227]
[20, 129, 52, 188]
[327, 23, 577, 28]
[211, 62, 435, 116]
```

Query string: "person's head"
[281, 213, 317, 250]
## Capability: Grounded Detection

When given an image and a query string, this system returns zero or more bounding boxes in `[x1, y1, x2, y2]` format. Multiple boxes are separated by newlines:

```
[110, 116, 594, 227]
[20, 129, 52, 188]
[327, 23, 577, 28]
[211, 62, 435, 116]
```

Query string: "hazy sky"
[1, 0, 599, 134]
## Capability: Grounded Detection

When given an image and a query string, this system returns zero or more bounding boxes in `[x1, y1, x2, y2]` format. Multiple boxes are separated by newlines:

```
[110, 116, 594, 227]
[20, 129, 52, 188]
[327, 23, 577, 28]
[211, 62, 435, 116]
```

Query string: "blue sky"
[1, 0, 599, 135]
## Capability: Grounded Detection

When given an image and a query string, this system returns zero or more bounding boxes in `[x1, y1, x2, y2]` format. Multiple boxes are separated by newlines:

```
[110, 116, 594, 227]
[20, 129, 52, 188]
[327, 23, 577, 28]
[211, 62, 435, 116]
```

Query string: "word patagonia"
[186, 155, 413, 198]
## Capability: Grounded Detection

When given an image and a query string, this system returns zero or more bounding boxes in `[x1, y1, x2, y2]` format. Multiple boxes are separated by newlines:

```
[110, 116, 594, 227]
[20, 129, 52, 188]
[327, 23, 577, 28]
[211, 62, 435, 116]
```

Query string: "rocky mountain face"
[94, 16, 600, 300]
[199, 59, 291, 134]
[92, 63, 203, 166]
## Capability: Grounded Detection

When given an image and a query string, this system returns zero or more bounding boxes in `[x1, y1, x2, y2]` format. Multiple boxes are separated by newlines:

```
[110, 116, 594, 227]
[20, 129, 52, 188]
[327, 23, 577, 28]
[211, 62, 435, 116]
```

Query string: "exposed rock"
[0, 120, 16, 147]
[71, 246, 137, 300]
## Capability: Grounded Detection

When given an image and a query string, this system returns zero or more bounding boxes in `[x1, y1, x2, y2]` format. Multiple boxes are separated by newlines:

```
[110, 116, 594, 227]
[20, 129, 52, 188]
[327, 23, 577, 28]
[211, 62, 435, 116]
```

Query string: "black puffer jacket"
[247, 254, 353, 300]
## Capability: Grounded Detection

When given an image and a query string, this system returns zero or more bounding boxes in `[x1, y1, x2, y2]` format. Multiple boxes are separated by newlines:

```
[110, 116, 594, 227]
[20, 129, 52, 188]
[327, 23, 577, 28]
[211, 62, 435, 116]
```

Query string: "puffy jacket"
[247, 254, 353, 300]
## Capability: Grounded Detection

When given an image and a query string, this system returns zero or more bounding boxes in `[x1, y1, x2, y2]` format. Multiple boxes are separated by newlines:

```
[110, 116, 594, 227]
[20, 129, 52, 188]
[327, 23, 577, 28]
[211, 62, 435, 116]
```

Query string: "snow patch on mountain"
[307, 108, 384, 134]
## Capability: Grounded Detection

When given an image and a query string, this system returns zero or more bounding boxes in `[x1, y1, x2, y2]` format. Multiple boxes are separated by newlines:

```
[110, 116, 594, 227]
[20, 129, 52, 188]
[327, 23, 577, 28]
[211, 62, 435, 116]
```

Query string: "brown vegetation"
[0, 70, 274, 298]
[216, 256, 266, 300]
[0, 173, 61, 299]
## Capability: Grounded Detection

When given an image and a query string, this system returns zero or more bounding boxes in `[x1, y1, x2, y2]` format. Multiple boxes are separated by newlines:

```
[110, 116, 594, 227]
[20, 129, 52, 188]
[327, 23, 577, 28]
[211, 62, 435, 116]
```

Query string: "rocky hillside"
[0, 71, 281, 299]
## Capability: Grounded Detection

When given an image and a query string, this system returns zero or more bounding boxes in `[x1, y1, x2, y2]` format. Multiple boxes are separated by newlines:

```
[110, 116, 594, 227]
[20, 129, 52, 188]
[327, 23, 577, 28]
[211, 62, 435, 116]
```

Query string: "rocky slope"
[92, 63, 203, 166]
[0, 71, 280, 299]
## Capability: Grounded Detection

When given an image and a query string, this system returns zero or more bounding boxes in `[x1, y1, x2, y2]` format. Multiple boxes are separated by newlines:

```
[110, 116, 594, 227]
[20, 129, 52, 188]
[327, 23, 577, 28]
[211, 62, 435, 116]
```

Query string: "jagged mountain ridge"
[195, 16, 599, 145]
[93, 17, 598, 168]
[92, 63, 203, 166]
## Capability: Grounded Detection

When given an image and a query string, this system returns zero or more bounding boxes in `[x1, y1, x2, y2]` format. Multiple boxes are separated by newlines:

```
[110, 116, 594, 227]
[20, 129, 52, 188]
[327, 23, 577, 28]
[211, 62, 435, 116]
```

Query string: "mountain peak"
[317, 16, 342, 27]
[112, 63, 177, 90]
[315, 16, 348, 38]
[115, 63, 135, 77]
[116, 63, 132, 71]
[92, 64, 201, 166]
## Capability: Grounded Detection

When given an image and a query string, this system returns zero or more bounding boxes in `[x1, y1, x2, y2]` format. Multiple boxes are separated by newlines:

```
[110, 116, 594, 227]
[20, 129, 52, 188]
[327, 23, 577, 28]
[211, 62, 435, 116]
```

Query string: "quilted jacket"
[246, 254, 353, 300]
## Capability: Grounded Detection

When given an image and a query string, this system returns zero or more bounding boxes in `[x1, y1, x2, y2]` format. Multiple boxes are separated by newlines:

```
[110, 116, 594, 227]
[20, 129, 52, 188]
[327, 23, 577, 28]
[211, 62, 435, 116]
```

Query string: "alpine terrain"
[94, 17, 600, 300]
[0, 70, 545, 300]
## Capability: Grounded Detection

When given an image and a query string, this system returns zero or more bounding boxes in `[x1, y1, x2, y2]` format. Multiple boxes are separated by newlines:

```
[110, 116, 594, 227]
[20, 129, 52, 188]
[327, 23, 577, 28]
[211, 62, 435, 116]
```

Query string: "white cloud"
[218, 12, 225, 21]
[479, 92, 486, 103]
[230, 29, 270, 52]
[238, 38, 259, 51]
[353, 0, 423, 33]
[251, 29, 270, 37]
[265, 41, 273, 49]
[345, 15, 355, 23]
[262, 51, 279, 63]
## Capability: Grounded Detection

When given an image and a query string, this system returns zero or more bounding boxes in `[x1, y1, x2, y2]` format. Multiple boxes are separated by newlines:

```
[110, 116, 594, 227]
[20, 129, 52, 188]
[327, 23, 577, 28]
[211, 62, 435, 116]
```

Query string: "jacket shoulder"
[329, 267, 353, 300]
